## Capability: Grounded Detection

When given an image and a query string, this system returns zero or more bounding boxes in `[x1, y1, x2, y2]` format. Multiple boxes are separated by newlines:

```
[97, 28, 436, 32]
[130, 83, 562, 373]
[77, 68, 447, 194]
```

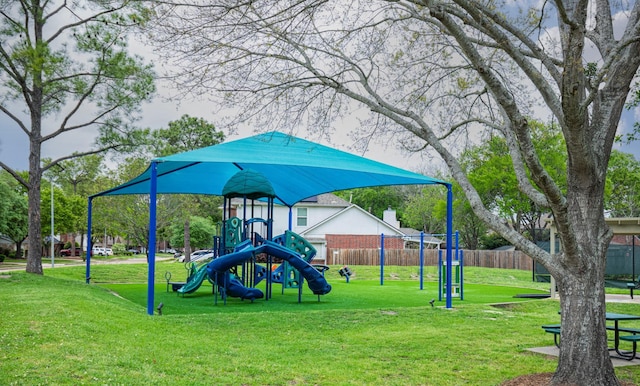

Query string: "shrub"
[0, 247, 11, 260]
[112, 243, 126, 255]
[64, 241, 80, 249]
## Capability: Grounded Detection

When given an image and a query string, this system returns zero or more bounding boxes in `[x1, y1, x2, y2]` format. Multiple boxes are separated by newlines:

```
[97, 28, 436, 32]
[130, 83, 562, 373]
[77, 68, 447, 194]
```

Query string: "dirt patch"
[501, 373, 635, 385]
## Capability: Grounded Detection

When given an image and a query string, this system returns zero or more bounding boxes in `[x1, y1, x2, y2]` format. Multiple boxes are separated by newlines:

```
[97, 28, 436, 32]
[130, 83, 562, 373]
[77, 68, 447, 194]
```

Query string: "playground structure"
[174, 169, 331, 303]
[379, 231, 463, 300]
[86, 131, 455, 315]
[438, 248, 464, 301]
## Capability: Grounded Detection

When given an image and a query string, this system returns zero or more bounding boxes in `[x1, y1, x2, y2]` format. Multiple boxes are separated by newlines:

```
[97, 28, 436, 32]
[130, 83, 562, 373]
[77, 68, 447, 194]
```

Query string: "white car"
[177, 250, 214, 263]
[92, 247, 113, 256]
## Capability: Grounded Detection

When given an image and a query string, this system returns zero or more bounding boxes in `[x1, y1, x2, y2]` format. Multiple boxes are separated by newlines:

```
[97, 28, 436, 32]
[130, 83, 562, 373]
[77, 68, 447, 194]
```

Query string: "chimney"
[383, 207, 400, 228]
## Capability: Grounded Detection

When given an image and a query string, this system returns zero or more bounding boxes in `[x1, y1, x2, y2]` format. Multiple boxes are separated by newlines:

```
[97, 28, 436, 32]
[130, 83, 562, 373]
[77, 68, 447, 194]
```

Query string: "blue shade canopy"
[93, 131, 447, 206]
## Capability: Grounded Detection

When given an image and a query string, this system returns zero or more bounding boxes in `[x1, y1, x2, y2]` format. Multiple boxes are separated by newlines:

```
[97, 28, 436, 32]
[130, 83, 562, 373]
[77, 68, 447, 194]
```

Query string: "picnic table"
[606, 313, 640, 360]
[543, 312, 640, 360]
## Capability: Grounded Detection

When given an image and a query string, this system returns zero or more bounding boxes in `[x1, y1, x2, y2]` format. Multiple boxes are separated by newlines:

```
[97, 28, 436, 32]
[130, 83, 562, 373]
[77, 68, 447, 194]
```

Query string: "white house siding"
[235, 202, 345, 239]
[232, 195, 406, 264]
[302, 206, 402, 236]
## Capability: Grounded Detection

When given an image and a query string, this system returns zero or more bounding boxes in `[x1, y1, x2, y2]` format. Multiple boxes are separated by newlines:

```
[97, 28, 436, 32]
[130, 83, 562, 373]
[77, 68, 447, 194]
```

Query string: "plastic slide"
[206, 241, 264, 300]
[177, 264, 209, 294]
[257, 241, 332, 295]
[255, 231, 316, 286]
[211, 271, 264, 301]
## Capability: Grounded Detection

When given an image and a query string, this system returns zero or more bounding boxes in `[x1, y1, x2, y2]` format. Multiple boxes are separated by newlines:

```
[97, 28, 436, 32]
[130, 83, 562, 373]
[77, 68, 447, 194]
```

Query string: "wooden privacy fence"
[330, 248, 533, 271]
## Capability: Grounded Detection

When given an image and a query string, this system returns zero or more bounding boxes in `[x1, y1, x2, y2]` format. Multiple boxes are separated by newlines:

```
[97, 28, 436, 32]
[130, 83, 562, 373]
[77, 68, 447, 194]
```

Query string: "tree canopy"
[146, 1, 640, 383]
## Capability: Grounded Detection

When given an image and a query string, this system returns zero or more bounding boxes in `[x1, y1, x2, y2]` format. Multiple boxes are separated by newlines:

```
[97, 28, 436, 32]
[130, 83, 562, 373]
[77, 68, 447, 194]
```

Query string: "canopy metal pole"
[380, 234, 385, 286]
[445, 183, 453, 309]
[550, 225, 557, 299]
[85, 197, 93, 284]
[419, 232, 424, 290]
[147, 161, 159, 316]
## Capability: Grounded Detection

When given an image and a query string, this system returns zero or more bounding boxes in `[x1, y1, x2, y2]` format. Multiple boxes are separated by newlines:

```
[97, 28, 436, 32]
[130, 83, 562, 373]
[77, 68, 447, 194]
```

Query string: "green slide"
[177, 265, 209, 294]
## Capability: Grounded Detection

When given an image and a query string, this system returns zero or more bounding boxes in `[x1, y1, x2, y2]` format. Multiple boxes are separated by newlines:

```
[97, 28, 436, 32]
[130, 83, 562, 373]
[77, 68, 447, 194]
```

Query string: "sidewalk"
[0, 256, 173, 273]
[528, 345, 640, 367]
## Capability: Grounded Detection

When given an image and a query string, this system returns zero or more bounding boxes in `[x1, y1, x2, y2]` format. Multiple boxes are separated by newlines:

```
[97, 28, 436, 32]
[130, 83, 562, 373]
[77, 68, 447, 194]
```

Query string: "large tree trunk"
[184, 219, 191, 263]
[26, 134, 43, 274]
[551, 137, 616, 383]
[554, 247, 615, 383]
[25, 7, 45, 275]
[15, 238, 25, 259]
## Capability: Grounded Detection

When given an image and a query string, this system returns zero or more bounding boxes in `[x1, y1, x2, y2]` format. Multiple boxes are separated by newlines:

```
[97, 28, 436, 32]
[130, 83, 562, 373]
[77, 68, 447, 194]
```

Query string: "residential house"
[233, 193, 407, 264]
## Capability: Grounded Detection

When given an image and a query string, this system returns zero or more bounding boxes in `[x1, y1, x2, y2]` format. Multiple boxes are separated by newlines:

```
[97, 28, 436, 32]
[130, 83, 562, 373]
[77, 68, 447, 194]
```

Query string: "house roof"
[399, 229, 445, 246]
[231, 193, 351, 208]
[300, 204, 405, 237]
[0, 234, 13, 245]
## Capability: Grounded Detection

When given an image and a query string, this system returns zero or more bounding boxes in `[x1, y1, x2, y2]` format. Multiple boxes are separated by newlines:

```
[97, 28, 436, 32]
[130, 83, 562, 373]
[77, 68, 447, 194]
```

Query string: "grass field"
[1, 259, 640, 385]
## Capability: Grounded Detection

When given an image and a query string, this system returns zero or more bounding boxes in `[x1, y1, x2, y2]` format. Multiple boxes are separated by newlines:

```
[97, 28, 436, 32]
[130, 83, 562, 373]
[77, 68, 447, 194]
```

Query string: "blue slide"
[206, 238, 331, 300]
[206, 241, 264, 301]
[256, 241, 332, 296]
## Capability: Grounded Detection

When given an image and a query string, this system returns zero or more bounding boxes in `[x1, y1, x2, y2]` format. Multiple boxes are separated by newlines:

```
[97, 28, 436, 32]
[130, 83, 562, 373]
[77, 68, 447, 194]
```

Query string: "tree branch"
[0, 104, 30, 136]
[0, 161, 29, 189]
[41, 146, 119, 174]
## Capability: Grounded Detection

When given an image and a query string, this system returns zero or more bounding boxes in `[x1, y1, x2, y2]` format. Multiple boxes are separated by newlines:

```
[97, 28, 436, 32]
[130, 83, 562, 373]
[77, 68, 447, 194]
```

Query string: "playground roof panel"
[93, 131, 447, 206]
[222, 169, 276, 199]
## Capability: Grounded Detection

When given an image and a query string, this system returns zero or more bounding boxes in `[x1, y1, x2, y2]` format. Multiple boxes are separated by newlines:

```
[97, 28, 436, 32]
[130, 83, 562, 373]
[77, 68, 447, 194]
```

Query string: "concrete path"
[0, 256, 173, 273]
[528, 346, 640, 367]
[529, 294, 640, 367]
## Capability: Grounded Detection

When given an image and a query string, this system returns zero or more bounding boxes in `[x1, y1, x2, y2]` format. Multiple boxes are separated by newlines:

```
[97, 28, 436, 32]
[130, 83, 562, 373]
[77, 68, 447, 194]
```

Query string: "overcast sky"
[0, 82, 434, 174]
[1, 3, 639, 175]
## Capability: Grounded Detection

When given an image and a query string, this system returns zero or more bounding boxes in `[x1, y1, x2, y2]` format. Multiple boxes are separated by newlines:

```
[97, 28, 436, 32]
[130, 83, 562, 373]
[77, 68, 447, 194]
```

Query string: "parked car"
[177, 250, 214, 263]
[92, 247, 113, 256]
[60, 248, 82, 257]
[126, 249, 140, 254]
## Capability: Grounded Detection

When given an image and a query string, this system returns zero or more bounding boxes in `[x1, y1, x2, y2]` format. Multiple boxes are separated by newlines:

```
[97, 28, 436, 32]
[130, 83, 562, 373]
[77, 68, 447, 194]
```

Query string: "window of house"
[296, 207, 308, 227]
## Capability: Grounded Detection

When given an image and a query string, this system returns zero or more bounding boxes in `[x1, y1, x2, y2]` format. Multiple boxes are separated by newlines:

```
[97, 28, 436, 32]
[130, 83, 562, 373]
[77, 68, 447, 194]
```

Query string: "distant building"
[232, 193, 408, 263]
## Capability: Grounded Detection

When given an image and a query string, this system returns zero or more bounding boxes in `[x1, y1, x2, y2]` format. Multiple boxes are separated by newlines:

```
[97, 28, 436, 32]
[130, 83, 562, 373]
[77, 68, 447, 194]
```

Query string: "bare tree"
[146, 1, 640, 384]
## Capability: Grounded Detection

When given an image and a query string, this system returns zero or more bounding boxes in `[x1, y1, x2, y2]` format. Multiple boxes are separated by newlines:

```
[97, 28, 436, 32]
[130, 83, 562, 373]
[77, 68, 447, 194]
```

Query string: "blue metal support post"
[380, 234, 385, 286]
[147, 161, 159, 315]
[85, 198, 93, 284]
[419, 232, 424, 290]
[445, 184, 453, 308]
[438, 250, 442, 301]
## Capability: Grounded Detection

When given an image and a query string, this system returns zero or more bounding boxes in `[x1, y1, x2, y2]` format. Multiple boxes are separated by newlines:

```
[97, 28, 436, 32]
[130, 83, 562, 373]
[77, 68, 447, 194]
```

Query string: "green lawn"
[1, 261, 639, 385]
